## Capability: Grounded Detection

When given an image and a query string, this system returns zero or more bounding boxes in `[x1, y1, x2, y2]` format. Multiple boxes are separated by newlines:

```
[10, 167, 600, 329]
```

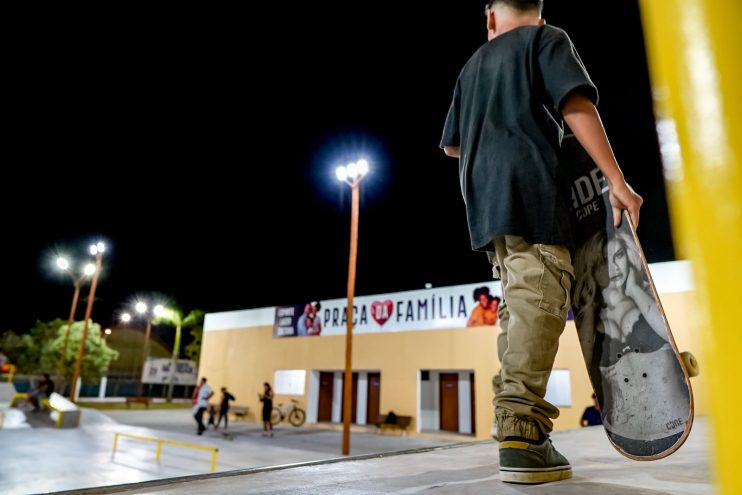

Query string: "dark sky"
[3, 1, 673, 336]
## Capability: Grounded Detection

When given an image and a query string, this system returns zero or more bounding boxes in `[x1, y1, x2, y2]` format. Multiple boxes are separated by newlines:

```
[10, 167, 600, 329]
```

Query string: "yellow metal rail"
[10, 392, 28, 408]
[0, 364, 15, 382]
[112, 432, 219, 472]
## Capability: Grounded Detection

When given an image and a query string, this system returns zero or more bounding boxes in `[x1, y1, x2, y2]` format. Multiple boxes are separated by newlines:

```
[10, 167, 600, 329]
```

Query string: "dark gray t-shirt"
[441, 25, 597, 251]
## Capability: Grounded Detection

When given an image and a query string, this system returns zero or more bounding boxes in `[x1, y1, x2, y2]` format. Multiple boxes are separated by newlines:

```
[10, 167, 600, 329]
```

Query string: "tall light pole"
[129, 301, 165, 397]
[166, 309, 183, 403]
[54, 257, 96, 390]
[336, 159, 369, 455]
[69, 241, 105, 402]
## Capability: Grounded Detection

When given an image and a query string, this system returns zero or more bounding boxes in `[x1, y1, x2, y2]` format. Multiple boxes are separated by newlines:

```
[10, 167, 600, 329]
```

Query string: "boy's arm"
[562, 93, 643, 228]
[444, 146, 460, 158]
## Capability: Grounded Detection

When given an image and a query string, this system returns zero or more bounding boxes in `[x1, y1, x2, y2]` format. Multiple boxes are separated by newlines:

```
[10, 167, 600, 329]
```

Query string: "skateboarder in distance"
[440, 0, 643, 484]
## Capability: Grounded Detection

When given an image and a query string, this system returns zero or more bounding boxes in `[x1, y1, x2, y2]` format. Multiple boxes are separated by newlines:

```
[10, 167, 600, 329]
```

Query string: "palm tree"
[154, 308, 204, 402]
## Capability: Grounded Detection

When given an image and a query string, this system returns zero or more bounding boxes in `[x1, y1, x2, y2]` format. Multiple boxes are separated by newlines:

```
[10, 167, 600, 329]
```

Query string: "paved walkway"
[75, 417, 712, 495]
[0, 403, 712, 494]
[0, 407, 453, 494]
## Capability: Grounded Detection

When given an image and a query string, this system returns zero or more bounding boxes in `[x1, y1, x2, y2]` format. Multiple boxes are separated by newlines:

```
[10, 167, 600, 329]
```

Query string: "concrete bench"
[375, 414, 412, 434]
[231, 405, 248, 420]
[125, 396, 151, 407]
[44, 393, 81, 428]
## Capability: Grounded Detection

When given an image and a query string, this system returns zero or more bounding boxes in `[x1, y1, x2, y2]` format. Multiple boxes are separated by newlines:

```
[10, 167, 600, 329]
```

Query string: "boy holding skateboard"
[441, 0, 643, 483]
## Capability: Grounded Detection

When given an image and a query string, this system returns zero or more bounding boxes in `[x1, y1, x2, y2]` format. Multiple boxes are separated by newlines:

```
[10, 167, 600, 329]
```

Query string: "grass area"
[77, 401, 191, 410]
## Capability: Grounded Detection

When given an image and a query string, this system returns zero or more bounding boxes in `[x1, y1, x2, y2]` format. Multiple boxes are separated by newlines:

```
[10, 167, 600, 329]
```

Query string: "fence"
[9, 373, 195, 399]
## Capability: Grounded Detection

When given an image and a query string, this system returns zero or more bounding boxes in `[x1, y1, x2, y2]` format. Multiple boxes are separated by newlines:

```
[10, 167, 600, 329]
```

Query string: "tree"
[154, 308, 204, 401]
[40, 321, 119, 385]
[0, 319, 67, 373]
[0, 330, 35, 371]
[183, 326, 203, 365]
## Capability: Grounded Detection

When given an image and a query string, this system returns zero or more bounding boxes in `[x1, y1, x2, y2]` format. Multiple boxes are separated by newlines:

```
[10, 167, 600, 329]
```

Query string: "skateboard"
[562, 136, 696, 460]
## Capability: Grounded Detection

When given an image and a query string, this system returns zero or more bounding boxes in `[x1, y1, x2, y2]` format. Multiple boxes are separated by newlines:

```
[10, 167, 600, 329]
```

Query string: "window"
[274, 369, 306, 395]
[544, 369, 571, 407]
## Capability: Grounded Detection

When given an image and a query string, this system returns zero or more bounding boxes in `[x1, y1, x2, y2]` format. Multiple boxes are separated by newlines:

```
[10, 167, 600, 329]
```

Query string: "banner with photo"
[273, 281, 503, 338]
[141, 358, 199, 385]
[273, 303, 323, 337]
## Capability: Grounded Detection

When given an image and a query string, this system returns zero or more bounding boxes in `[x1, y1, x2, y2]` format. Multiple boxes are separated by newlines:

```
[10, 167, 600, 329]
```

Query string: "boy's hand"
[609, 182, 643, 229]
[562, 94, 643, 228]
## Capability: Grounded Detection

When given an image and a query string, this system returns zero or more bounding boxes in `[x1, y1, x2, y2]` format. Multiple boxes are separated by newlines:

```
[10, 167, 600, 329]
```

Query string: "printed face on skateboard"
[608, 241, 629, 290]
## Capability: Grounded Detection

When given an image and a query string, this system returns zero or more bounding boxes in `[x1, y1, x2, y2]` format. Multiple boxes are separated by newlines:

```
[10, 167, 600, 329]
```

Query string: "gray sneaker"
[499, 438, 572, 484]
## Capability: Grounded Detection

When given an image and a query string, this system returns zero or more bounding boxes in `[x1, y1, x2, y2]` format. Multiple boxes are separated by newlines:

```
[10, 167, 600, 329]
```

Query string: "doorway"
[419, 370, 476, 435]
[317, 371, 334, 422]
[366, 372, 381, 425]
[439, 373, 459, 432]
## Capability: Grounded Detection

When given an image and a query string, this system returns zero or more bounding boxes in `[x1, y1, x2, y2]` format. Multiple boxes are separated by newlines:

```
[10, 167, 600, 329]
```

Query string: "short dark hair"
[486, 0, 543, 13]
[473, 286, 491, 302]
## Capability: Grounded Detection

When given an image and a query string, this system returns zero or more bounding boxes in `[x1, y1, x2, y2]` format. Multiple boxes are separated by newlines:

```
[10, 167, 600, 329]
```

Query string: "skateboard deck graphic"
[562, 136, 694, 460]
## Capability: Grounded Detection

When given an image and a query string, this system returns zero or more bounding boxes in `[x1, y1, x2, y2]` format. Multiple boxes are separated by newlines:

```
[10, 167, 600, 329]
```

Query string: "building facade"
[199, 261, 705, 439]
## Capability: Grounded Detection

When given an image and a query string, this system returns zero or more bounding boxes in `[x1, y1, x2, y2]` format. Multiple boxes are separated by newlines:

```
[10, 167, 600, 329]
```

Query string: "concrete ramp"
[0, 381, 16, 405]
[65, 418, 712, 495]
[79, 407, 118, 427]
[0, 408, 31, 429]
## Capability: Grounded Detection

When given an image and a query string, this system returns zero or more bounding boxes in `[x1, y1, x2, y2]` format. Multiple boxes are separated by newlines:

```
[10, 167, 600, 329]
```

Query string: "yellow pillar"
[639, 1, 740, 494]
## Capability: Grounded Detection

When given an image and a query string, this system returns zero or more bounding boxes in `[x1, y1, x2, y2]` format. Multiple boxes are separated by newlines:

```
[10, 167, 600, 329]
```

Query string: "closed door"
[470, 373, 476, 435]
[366, 372, 381, 425]
[318, 372, 334, 422]
[341, 372, 359, 423]
[440, 373, 459, 432]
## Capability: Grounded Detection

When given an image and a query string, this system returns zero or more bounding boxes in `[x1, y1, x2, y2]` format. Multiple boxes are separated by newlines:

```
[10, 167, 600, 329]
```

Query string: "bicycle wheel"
[270, 407, 281, 426]
[288, 407, 306, 427]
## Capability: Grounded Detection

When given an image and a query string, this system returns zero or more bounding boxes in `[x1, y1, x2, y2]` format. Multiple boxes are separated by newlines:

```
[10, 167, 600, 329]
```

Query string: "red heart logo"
[371, 300, 394, 326]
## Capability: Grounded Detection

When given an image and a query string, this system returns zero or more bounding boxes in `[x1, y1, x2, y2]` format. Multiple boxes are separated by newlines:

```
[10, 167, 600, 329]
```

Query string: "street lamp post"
[134, 302, 151, 398]
[166, 315, 182, 403]
[54, 256, 96, 392]
[130, 302, 165, 398]
[336, 159, 369, 456]
[99, 327, 112, 399]
[69, 242, 105, 402]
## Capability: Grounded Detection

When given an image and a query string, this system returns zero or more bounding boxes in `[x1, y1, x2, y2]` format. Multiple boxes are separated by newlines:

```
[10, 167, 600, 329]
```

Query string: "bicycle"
[270, 398, 306, 427]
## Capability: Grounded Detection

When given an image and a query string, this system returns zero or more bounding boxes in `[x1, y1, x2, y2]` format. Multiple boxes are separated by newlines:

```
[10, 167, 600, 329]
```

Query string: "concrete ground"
[0, 407, 453, 495]
[0, 402, 712, 494]
[66, 418, 713, 495]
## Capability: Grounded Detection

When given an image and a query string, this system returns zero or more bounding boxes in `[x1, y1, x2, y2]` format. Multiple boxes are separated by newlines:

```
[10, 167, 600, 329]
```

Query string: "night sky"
[3, 1, 673, 339]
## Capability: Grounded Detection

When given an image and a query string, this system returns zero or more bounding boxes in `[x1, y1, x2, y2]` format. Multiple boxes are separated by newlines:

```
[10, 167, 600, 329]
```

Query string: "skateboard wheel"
[681, 351, 700, 378]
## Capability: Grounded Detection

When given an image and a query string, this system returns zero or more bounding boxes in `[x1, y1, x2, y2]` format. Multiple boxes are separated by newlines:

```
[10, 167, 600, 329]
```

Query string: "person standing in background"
[193, 377, 213, 435]
[258, 382, 274, 437]
[215, 386, 236, 429]
[580, 393, 602, 427]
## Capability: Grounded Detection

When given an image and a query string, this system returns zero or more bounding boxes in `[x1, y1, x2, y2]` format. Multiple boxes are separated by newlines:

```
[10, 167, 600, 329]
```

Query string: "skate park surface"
[0, 393, 711, 495]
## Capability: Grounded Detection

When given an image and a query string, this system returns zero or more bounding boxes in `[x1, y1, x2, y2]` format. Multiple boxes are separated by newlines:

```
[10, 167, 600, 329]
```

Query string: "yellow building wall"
[200, 288, 704, 440]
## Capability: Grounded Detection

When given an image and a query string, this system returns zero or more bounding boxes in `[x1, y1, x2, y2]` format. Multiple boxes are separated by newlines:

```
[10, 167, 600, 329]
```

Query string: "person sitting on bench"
[29, 373, 54, 412]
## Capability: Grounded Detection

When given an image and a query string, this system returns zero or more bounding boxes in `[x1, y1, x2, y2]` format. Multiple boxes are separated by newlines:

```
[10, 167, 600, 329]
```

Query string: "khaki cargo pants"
[491, 235, 574, 441]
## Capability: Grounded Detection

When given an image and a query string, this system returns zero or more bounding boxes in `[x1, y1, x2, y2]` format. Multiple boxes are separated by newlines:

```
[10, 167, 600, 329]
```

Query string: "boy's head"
[485, 0, 544, 40]
[486, 0, 543, 15]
